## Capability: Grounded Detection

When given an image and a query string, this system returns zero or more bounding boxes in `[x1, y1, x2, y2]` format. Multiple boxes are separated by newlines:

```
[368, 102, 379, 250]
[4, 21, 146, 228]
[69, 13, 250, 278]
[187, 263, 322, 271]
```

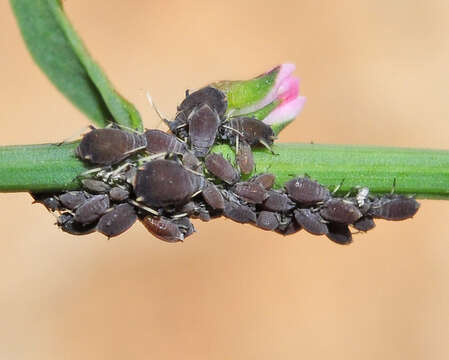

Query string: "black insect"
[59, 191, 89, 210]
[109, 187, 130, 202]
[188, 104, 221, 157]
[182, 151, 203, 172]
[232, 181, 267, 204]
[31, 193, 62, 212]
[204, 153, 240, 185]
[285, 176, 331, 205]
[202, 182, 225, 211]
[74, 194, 110, 224]
[250, 173, 276, 190]
[369, 195, 420, 221]
[81, 179, 110, 193]
[293, 208, 328, 235]
[57, 212, 97, 236]
[223, 201, 257, 224]
[76, 127, 146, 165]
[134, 159, 204, 209]
[326, 222, 352, 245]
[143, 129, 187, 154]
[352, 216, 376, 232]
[276, 217, 303, 235]
[256, 211, 280, 231]
[320, 198, 363, 224]
[262, 190, 296, 212]
[236, 140, 254, 174]
[141, 216, 185, 243]
[97, 203, 137, 238]
[226, 117, 276, 149]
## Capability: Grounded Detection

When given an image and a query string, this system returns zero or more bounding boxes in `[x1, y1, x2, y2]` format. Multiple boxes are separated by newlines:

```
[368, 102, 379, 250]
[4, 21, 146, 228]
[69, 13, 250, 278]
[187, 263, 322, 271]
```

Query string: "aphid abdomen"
[236, 140, 254, 174]
[223, 201, 257, 223]
[326, 222, 353, 245]
[188, 104, 220, 157]
[204, 153, 240, 185]
[353, 216, 376, 232]
[59, 191, 89, 210]
[256, 211, 280, 231]
[369, 195, 420, 221]
[229, 117, 275, 147]
[294, 208, 328, 235]
[232, 181, 267, 204]
[178, 86, 227, 118]
[141, 216, 184, 242]
[249, 173, 276, 190]
[202, 182, 225, 211]
[97, 203, 137, 238]
[285, 176, 331, 205]
[74, 194, 110, 224]
[57, 213, 97, 236]
[262, 190, 296, 212]
[320, 198, 363, 224]
[144, 129, 186, 154]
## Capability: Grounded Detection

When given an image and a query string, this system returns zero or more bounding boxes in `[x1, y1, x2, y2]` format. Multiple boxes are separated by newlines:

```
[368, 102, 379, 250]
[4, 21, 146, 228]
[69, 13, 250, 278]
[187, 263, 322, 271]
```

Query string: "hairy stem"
[0, 142, 448, 199]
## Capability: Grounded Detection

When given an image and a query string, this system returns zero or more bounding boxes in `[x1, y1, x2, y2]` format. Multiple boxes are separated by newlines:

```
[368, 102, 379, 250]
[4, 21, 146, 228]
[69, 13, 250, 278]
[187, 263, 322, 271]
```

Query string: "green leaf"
[10, 0, 143, 131]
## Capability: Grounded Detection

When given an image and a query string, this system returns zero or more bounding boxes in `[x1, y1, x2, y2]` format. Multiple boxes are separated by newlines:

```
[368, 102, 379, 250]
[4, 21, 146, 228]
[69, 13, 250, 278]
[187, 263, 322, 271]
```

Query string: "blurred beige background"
[1, 1, 449, 359]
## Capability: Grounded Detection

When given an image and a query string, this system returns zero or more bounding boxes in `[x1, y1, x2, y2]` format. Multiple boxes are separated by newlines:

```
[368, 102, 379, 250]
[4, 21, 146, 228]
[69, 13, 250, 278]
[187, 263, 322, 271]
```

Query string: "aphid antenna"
[108, 161, 132, 178]
[137, 153, 167, 166]
[332, 178, 346, 194]
[185, 168, 204, 177]
[259, 139, 277, 155]
[191, 189, 203, 198]
[123, 145, 147, 156]
[128, 199, 159, 216]
[146, 91, 166, 129]
[391, 177, 397, 194]
[175, 123, 188, 130]
[221, 125, 244, 137]
[172, 213, 188, 219]
[107, 121, 143, 135]
[80, 167, 104, 177]
[56, 125, 93, 146]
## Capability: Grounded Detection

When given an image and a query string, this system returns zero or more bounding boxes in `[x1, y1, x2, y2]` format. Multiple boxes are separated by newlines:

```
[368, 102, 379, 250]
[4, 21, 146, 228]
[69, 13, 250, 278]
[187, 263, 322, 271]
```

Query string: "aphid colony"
[31, 86, 420, 244]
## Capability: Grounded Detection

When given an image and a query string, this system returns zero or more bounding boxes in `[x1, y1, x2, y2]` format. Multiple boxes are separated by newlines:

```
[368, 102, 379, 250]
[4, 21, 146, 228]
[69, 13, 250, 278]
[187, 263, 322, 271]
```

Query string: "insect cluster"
[32, 86, 420, 244]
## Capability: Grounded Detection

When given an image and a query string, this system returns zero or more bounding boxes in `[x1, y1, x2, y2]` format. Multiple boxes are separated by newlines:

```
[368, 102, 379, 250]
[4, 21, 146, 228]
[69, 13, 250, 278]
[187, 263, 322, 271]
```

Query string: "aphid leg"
[128, 199, 159, 215]
[146, 91, 167, 129]
[221, 125, 244, 137]
[235, 135, 240, 155]
[80, 167, 104, 177]
[137, 153, 167, 166]
[123, 145, 147, 156]
[259, 139, 277, 155]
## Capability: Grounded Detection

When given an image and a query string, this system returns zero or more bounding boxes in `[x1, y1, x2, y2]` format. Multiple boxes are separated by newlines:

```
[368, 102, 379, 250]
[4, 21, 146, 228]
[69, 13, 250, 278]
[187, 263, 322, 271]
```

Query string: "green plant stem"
[0, 142, 448, 199]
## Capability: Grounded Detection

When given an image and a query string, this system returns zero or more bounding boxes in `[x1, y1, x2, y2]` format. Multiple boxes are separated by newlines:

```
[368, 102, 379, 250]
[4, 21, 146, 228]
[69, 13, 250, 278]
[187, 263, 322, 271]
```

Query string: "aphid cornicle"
[141, 216, 184, 243]
[59, 191, 89, 210]
[326, 222, 352, 245]
[256, 211, 280, 231]
[76, 128, 146, 165]
[188, 104, 221, 157]
[262, 190, 296, 212]
[143, 129, 187, 154]
[236, 140, 254, 174]
[294, 208, 328, 235]
[223, 201, 257, 224]
[204, 153, 240, 185]
[285, 176, 331, 205]
[134, 159, 204, 209]
[232, 181, 267, 204]
[97, 203, 137, 238]
[249, 173, 276, 190]
[228, 117, 276, 148]
[369, 195, 420, 221]
[74, 194, 110, 224]
[320, 198, 363, 224]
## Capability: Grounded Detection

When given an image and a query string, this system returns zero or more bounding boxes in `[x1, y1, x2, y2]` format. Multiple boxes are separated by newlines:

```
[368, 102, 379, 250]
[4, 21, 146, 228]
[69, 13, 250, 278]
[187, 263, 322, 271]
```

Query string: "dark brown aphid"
[109, 187, 130, 202]
[250, 173, 276, 190]
[202, 182, 225, 210]
[223, 201, 257, 224]
[326, 222, 352, 245]
[173, 216, 195, 238]
[285, 177, 331, 205]
[59, 191, 89, 210]
[232, 181, 267, 204]
[97, 203, 137, 238]
[188, 104, 221, 157]
[57, 213, 97, 236]
[256, 211, 280, 231]
[74, 194, 110, 224]
[294, 208, 328, 235]
[369, 195, 420, 221]
[353, 216, 376, 232]
[205, 153, 240, 185]
[262, 190, 296, 212]
[31, 193, 62, 212]
[81, 179, 110, 193]
[276, 218, 303, 235]
[134, 159, 204, 208]
[182, 151, 202, 172]
[228, 117, 275, 148]
[76, 128, 146, 165]
[178, 86, 227, 118]
[165, 111, 188, 137]
[143, 129, 186, 154]
[320, 198, 363, 224]
[141, 216, 184, 243]
[236, 140, 254, 174]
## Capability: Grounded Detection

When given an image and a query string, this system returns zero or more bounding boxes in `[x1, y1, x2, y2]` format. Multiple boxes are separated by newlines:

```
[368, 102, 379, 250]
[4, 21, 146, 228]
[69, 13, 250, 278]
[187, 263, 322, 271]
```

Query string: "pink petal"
[278, 76, 299, 103]
[262, 96, 306, 125]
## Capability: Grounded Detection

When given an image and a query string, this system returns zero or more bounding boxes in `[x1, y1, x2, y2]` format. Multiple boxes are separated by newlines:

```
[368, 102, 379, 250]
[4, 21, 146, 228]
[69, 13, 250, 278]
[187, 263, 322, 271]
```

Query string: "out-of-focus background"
[1, 1, 449, 359]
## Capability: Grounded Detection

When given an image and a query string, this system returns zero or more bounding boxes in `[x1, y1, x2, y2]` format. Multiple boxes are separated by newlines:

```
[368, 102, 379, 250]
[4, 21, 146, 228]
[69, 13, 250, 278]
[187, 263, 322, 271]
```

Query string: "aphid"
[249, 173, 276, 190]
[256, 211, 280, 231]
[31, 193, 62, 212]
[228, 117, 276, 148]
[202, 182, 225, 210]
[165, 111, 188, 136]
[356, 187, 370, 207]
[59, 191, 89, 210]
[182, 151, 203, 172]
[57, 212, 97, 236]
[232, 181, 267, 204]
[76, 128, 146, 165]
[178, 86, 227, 118]
[143, 129, 186, 154]
[320, 198, 363, 224]
[285, 176, 331, 205]
[262, 190, 296, 212]
[352, 216, 376, 232]
[81, 179, 111, 193]
[141, 216, 184, 243]
[74, 194, 110, 224]
[109, 187, 130, 202]
[97, 203, 137, 238]
[276, 217, 303, 235]
[134, 159, 204, 208]
[294, 208, 328, 235]
[223, 201, 257, 224]
[326, 222, 352, 245]
[188, 104, 221, 157]
[204, 153, 240, 185]
[369, 195, 420, 221]
[173, 216, 195, 238]
[236, 140, 254, 174]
